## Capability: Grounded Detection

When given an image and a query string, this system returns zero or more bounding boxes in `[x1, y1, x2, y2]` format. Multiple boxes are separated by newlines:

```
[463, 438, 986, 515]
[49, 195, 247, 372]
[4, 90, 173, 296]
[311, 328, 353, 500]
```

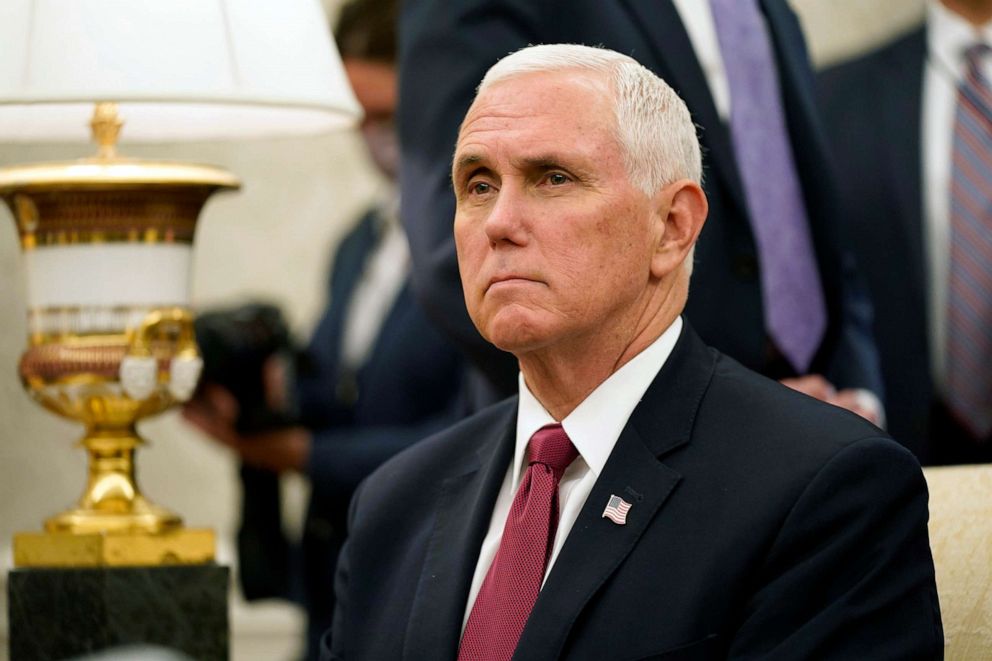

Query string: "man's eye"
[471, 181, 492, 194]
[547, 173, 569, 185]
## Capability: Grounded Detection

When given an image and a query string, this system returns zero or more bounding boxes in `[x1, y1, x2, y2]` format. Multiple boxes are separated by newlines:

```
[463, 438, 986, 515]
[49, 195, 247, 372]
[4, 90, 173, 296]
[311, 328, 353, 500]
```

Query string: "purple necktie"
[946, 43, 992, 439]
[709, 0, 826, 373]
[458, 424, 578, 661]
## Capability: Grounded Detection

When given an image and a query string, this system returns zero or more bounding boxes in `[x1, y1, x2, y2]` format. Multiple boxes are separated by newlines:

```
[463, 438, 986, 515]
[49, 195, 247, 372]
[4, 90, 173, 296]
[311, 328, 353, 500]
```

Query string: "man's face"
[453, 71, 664, 356]
[344, 58, 398, 179]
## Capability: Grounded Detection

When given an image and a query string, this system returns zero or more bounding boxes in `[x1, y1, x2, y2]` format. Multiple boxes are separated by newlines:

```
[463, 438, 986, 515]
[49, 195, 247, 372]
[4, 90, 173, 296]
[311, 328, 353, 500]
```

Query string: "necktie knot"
[527, 424, 578, 479]
[964, 42, 992, 68]
[962, 43, 992, 100]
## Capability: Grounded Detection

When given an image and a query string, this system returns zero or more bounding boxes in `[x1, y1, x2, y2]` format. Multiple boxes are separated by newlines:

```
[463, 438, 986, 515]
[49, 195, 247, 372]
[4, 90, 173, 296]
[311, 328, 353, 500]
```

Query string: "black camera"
[193, 303, 299, 433]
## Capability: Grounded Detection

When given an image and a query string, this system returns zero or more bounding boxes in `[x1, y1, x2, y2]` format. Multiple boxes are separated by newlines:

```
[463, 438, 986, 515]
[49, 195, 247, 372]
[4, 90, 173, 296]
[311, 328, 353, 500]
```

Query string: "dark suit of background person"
[398, 0, 885, 409]
[214, 205, 466, 661]
[185, 1, 465, 659]
[818, 0, 992, 464]
[239, 205, 465, 661]
[276, 204, 462, 659]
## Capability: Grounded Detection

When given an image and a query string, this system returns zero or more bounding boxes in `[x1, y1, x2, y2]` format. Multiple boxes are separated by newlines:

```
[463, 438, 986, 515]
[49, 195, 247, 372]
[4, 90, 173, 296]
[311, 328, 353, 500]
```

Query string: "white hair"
[477, 43, 702, 195]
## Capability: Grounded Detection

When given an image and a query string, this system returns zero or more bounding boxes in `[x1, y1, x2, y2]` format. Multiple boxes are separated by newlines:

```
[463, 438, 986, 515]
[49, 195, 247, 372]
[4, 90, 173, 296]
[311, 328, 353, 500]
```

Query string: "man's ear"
[650, 180, 707, 279]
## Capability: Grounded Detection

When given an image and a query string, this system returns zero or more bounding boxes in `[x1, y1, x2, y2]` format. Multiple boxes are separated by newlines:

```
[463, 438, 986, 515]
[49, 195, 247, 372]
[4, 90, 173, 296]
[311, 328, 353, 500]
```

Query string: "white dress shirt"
[922, 0, 992, 392]
[461, 317, 684, 631]
[672, 0, 731, 120]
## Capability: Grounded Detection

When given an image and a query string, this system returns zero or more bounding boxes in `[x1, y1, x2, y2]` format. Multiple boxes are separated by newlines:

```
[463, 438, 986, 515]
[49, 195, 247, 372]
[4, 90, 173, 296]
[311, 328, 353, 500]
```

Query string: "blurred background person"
[183, 0, 466, 658]
[819, 0, 992, 463]
[398, 0, 887, 426]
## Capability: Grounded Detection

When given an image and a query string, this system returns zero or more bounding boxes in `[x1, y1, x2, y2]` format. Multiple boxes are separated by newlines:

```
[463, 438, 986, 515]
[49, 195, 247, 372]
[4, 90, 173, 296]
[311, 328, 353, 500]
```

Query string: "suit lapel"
[759, 0, 826, 190]
[331, 210, 379, 320]
[403, 401, 518, 661]
[513, 326, 718, 660]
[760, 0, 818, 135]
[878, 28, 927, 304]
[322, 210, 380, 372]
[618, 0, 747, 215]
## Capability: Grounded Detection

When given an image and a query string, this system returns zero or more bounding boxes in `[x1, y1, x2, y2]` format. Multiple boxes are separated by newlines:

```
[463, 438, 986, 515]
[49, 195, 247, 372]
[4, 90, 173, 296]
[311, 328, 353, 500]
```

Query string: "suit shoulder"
[819, 25, 925, 97]
[704, 353, 893, 455]
[679, 353, 922, 525]
[359, 396, 517, 489]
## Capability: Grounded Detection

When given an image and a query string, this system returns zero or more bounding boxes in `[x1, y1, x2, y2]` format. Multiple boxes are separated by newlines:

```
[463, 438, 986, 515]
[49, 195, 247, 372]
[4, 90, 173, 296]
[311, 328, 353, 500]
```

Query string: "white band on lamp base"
[24, 243, 192, 309]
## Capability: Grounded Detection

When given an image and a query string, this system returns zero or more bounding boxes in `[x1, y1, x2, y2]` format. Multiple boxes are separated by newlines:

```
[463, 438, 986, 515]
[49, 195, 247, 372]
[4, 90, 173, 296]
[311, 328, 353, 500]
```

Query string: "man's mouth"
[487, 274, 541, 291]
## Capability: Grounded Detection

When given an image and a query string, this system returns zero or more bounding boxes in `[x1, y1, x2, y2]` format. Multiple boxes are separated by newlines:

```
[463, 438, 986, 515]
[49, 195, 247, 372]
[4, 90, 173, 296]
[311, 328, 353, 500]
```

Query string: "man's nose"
[483, 183, 528, 247]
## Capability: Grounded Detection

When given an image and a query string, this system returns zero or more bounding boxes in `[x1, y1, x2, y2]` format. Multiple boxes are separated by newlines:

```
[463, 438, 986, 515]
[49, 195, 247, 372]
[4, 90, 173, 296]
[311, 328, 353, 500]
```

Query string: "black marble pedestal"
[8, 564, 229, 661]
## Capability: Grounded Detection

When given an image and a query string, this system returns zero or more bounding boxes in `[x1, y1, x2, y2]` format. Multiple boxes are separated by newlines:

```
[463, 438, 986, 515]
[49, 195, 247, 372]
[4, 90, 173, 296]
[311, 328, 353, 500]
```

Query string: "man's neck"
[518, 306, 681, 421]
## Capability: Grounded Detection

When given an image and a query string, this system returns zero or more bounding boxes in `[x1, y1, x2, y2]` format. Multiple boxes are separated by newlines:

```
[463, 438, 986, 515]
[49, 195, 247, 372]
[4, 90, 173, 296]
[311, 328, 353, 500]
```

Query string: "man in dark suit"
[327, 45, 941, 660]
[398, 0, 885, 424]
[184, 1, 465, 658]
[819, 0, 992, 463]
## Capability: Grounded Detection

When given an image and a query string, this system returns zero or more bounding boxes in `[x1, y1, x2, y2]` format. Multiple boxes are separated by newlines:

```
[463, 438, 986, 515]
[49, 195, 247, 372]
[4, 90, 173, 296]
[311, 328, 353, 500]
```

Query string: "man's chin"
[486, 326, 554, 356]
[474, 305, 561, 353]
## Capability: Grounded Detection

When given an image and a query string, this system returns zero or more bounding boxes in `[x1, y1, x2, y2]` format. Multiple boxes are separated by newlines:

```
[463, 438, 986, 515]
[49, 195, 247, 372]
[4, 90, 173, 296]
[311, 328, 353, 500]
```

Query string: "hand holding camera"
[183, 303, 311, 474]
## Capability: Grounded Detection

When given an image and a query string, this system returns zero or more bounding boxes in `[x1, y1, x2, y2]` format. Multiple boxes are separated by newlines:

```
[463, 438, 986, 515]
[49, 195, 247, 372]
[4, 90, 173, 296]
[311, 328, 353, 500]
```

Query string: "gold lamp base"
[45, 495, 181, 536]
[13, 528, 215, 568]
[11, 426, 213, 568]
[44, 428, 182, 536]
[0, 104, 240, 569]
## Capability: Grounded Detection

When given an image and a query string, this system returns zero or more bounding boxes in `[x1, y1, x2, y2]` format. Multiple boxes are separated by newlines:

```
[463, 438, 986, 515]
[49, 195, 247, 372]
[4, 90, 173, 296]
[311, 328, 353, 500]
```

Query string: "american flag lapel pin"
[602, 494, 632, 525]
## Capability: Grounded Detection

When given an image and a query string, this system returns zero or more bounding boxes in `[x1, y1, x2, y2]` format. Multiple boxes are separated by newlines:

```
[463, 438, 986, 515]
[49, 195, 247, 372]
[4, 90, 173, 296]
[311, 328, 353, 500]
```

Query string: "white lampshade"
[0, 0, 362, 141]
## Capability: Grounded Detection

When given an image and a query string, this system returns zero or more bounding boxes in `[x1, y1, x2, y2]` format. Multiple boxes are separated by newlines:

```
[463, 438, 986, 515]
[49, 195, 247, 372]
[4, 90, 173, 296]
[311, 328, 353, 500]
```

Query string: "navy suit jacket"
[237, 208, 465, 660]
[327, 324, 940, 660]
[398, 0, 883, 401]
[817, 28, 932, 458]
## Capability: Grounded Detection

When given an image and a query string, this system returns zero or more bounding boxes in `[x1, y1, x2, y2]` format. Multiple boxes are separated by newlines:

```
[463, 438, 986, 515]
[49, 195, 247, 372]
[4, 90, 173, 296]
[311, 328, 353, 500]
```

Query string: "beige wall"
[0, 1, 928, 659]
[796, 0, 925, 68]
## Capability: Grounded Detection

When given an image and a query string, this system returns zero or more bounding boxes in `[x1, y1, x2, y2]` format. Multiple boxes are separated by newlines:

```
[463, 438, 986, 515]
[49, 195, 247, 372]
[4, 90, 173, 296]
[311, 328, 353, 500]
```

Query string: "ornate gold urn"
[1, 104, 239, 567]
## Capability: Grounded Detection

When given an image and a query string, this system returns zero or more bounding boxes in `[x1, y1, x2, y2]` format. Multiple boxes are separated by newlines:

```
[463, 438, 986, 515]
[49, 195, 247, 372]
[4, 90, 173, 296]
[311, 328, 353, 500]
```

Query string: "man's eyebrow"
[453, 153, 485, 177]
[516, 154, 592, 178]
[451, 152, 588, 178]
[517, 155, 567, 168]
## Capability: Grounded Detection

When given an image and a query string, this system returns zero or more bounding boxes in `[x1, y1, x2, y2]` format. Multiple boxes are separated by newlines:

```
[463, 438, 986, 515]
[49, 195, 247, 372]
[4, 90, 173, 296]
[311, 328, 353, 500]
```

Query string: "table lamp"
[0, 0, 361, 567]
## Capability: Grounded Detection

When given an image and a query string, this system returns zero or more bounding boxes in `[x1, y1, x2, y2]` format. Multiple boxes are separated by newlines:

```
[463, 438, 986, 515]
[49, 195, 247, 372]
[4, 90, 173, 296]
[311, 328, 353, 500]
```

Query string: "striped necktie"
[946, 43, 992, 440]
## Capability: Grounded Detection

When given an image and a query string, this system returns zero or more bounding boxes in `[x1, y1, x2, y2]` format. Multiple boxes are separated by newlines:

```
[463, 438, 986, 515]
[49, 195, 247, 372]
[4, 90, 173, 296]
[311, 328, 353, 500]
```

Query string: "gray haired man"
[326, 44, 941, 661]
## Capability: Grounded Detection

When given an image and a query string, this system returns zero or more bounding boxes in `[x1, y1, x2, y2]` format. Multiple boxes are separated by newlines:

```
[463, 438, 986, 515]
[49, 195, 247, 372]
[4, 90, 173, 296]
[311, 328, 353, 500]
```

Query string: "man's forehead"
[461, 69, 611, 128]
[455, 71, 613, 156]
[484, 67, 611, 96]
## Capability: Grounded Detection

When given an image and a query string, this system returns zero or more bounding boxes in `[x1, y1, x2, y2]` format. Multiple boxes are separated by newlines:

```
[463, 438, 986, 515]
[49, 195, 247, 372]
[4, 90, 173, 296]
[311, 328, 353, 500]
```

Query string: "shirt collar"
[513, 316, 684, 488]
[928, 0, 992, 81]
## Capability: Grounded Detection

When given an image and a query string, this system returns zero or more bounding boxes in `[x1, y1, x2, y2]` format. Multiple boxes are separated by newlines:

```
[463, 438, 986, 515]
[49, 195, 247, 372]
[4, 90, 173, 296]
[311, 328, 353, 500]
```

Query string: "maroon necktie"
[458, 424, 578, 661]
